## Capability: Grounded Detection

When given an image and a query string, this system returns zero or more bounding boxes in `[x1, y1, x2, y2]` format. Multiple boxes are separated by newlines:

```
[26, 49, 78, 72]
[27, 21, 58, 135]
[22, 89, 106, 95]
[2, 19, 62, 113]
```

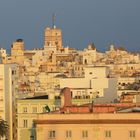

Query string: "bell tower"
[44, 14, 63, 50]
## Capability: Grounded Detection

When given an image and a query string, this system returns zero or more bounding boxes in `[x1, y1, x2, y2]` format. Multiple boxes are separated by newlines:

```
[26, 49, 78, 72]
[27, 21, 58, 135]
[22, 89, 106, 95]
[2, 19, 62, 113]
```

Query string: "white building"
[0, 48, 7, 58]
[0, 48, 7, 63]
[82, 44, 97, 65]
[0, 64, 17, 140]
[60, 66, 117, 103]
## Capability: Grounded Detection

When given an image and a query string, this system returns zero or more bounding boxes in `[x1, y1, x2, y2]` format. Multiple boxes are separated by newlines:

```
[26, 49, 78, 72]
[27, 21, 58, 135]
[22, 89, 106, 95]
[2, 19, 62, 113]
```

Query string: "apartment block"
[16, 95, 60, 140]
[35, 113, 140, 140]
[0, 64, 17, 140]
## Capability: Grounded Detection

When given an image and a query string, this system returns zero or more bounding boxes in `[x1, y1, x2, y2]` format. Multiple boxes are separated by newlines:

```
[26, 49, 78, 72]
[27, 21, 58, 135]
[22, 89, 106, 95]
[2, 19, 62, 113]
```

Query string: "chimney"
[60, 87, 72, 107]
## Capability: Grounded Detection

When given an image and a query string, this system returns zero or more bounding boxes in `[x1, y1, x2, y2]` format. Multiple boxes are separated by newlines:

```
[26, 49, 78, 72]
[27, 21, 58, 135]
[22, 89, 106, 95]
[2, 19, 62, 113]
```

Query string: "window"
[66, 130, 72, 138]
[82, 130, 88, 138]
[55, 96, 61, 99]
[43, 107, 46, 113]
[32, 107, 37, 113]
[84, 59, 87, 64]
[55, 41, 58, 45]
[23, 107, 27, 113]
[71, 91, 73, 98]
[122, 83, 125, 86]
[12, 70, 15, 75]
[129, 131, 135, 138]
[86, 95, 90, 99]
[105, 130, 111, 138]
[48, 130, 55, 138]
[47, 42, 50, 46]
[23, 120, 28, 128]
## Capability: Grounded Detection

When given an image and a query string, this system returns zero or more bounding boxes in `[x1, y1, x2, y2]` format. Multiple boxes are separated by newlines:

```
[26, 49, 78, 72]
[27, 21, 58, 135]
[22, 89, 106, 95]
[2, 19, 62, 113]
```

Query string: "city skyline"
[1, 2, 140, 138]
[0, 0, 140, 52]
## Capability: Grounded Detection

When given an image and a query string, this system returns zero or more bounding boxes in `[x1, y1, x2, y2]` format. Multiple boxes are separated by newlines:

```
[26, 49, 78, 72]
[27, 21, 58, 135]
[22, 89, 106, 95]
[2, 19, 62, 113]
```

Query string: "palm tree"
[0, 119, 8, 140]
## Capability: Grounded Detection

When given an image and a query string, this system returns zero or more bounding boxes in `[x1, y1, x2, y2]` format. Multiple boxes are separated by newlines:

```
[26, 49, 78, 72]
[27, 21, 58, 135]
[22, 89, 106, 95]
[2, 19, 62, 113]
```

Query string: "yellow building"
[3, 39, 25, 65]
[35, 113, 140, 140]
[16, 95, 60, 140]
[11, 39, 25, 65]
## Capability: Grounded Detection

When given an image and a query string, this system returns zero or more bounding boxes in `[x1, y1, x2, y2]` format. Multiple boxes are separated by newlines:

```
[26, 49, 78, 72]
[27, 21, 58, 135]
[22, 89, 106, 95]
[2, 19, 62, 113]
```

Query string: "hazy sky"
[0, 0, 140, 52]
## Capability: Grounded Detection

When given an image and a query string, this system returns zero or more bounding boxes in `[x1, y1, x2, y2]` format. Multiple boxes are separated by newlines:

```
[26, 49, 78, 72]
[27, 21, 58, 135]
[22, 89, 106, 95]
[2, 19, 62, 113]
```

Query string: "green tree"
[45, 105, 51, 112]
[0, 119, 8, 140]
